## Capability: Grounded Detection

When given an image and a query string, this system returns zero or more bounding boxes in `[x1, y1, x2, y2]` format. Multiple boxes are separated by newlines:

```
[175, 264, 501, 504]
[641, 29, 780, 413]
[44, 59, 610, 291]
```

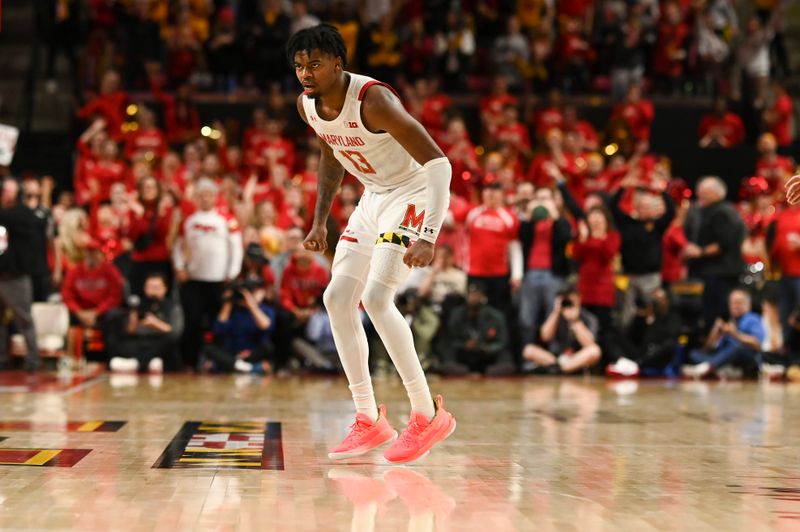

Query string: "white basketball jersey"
[302, 73, 426, 193]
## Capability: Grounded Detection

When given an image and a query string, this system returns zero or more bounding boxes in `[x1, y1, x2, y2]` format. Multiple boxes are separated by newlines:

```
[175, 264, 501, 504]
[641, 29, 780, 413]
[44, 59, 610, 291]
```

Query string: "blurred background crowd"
[0, 0, 798, 380]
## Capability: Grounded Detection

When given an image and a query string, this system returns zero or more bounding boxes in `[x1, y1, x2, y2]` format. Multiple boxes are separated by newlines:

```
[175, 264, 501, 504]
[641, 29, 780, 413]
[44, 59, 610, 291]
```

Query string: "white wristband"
[419, 157, 452, 243]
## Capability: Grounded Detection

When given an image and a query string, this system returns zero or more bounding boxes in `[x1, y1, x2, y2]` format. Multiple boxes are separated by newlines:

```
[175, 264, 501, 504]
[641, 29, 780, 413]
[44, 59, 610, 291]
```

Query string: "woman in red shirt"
[572, 206, 620, 334]
[128, 176, 176, 296]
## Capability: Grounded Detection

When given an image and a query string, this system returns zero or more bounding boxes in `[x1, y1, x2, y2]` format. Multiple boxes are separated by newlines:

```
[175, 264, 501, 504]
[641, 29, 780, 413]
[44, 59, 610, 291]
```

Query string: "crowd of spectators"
[47, 0, 793, 102]
[5, 1, 798, 380]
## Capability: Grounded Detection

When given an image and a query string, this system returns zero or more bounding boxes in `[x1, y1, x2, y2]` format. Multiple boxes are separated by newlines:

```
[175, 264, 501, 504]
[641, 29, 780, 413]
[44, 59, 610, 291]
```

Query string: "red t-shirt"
[128, 206, 174, 262]
[661, 223, 687, 283]
[652, 21, 689, 77]
[771, 94, 794, 147]
[528, 219, 554, 270]
[149, 76, 200, 144]
[534, 107, 564, 137]
[92, 225, 125, 262]
[611, 100, 654, 141]
[770, 207, 800, 276]
[569, 121, 599, 148]
[698, 112, 745, 147]
[557, 32, 593, 64]
[496, 123, 532, 151]
[279, 257, 330, 311]
[572, 231, 621, 307]
[124, 128, 168, 160]
[83, 160, 131, 203]
[243, 127, 269, 154]
[78, 92, 128, 140]
[421, 94, 452, 134]
[74, 146, 99, 205]
[757, 156, 795, 191]
[557, 0, 594, 18]
[251, 181, 286, 211]
[527, 153, 558, 187]
[480, 94, 519, 124]
[465, 206, 520, 276]
[249, 138, 295, 172]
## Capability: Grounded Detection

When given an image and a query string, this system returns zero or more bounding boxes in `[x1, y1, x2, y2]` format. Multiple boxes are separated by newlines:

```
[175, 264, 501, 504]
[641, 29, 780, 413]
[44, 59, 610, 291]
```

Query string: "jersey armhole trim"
[357, 80, 401, 101]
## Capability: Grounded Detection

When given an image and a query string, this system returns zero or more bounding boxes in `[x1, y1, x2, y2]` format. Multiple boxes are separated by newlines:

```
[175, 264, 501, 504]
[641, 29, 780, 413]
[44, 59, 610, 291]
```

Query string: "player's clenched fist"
[787, 175, 800, 205]
[403, 239, 435, 268]
[303, 226, 328, 252]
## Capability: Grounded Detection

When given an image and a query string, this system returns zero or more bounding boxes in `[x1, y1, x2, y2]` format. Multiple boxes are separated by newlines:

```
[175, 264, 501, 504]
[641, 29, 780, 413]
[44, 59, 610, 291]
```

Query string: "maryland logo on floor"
[0, 448, 91, 467]
[154, 421, 284, 470]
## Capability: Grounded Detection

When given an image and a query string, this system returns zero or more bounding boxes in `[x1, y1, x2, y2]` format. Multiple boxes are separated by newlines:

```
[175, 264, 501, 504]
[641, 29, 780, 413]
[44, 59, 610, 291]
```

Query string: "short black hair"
[286, 23, 347, 68]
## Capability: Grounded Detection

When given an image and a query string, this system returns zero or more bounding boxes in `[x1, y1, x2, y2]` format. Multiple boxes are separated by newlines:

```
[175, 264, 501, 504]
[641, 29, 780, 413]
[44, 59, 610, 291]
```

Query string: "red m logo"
[400, 204, 425, 232]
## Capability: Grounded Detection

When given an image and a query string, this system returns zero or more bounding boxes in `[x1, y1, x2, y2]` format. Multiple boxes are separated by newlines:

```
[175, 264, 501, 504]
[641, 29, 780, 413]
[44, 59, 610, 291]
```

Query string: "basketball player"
[787, 174, 800, 204]
[287, 24, 456, 464]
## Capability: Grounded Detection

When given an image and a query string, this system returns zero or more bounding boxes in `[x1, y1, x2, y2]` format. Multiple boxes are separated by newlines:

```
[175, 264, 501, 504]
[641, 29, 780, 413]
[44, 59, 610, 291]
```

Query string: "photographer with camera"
[606, 288, 681, 377]
[106, 272, 182, 373]
[682, 288, 764, 378]
[522, 285, 601, 374]
[198, 278, 276, 375]
[438, 284, 514, 376]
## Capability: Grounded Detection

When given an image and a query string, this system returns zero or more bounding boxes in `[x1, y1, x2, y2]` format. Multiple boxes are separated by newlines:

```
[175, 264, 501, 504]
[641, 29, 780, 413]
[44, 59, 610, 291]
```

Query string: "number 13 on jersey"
[340, 150, 376, 175]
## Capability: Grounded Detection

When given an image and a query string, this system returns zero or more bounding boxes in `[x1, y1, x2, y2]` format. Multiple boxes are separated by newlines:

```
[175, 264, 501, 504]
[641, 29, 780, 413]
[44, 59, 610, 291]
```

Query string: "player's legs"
[368, 185, 455, 464]
[361, 244, 434, 420]
[323, 247, 376, 420]
[325, 202, 399, 460]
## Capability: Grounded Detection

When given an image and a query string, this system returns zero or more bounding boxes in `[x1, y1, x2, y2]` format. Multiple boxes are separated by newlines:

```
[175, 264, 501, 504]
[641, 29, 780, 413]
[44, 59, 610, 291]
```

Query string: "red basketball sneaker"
[328, 404, 397, 460]
[383, 395, 456, 464]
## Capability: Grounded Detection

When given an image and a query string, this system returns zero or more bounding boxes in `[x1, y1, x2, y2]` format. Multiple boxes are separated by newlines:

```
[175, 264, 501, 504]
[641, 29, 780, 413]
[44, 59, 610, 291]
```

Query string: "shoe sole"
[385, 417, 457, 465]
[328, 430, 398, 461]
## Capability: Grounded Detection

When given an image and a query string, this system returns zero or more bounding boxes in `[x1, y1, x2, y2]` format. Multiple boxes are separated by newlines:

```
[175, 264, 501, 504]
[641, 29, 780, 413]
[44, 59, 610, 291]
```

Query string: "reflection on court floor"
[0, 374, 798, 530]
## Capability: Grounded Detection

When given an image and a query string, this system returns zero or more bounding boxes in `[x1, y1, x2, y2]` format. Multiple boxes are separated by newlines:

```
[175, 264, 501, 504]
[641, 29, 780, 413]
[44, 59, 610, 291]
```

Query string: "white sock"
[324, 273, 378, 422]
[362, 274, 434, 421]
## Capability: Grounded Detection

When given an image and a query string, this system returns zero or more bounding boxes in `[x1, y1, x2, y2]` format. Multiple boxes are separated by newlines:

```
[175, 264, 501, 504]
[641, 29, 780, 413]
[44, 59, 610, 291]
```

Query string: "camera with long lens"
[558, 287, 578, 310]
[126, 294, 161, 318]
[228, 278, 264, 303]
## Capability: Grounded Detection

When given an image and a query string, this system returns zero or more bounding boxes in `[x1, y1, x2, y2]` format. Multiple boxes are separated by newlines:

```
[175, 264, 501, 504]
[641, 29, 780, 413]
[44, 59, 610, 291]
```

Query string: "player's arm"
[361, 86, 452, 266]
[297, 95, 345, 253]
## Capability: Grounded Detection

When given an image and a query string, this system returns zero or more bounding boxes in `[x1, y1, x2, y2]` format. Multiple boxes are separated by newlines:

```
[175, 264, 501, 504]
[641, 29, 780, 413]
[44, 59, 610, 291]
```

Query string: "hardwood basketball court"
[0, 373, 796, 530]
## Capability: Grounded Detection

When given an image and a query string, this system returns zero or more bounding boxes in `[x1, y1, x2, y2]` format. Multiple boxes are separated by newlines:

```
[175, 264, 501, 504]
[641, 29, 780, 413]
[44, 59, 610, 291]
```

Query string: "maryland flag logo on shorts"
[377, 232, 411, 248]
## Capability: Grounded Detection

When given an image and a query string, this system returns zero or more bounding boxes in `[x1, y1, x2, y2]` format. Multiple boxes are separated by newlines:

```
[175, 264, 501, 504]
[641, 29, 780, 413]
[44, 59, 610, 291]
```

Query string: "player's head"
[286, 24, 347, 99]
